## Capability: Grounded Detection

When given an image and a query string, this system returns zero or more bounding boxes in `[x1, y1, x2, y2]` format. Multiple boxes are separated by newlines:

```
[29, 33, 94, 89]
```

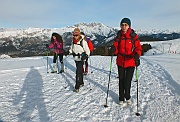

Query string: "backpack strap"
[72, 39, 84, 56]
[116, 29, 137, 54]
[79, 39, 85, 51]
[116, 30, 121, 52]
[71, 39, 85, 58]
[130, 29, 137, 51]
[74, 39, 85, 52]
[117, 30, 121, 40]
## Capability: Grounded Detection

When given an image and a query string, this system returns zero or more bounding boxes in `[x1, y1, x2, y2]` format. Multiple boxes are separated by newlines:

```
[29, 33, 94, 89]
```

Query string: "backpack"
[85, 37, 94, 52]
[78, 37, 94, 52]
[116, 29, 137, 51]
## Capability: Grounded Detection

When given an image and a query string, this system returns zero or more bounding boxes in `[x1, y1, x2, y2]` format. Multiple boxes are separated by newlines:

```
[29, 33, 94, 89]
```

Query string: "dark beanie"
[120, 18, 131, 27]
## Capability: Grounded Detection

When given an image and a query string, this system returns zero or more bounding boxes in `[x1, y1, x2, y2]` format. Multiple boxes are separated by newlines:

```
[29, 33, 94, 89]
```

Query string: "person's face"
[53, 36, 56, 40]
[120, 23, 129, 32]
[73, 34, 80, 40]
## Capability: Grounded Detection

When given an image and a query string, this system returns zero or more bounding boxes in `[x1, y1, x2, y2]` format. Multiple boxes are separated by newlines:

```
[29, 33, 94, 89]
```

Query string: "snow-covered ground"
[0, 40, 180, 122]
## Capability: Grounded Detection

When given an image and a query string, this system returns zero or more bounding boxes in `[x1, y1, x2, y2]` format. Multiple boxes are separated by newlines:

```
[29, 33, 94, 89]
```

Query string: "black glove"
[64, 51, 70, 56]
[54, 43, 57, 48]
[110, 45, 116, 54]
[81, 52, 88, 61]
[134, 53, 140, 67]
[134, 52, 139, 60]
[46, 44, 49, 48]
[135, 59, 140, 67]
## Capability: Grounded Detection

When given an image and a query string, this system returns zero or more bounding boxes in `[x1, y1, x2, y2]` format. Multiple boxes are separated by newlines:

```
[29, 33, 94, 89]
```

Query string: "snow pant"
[53, 53, 63, 64]
[53, 53, 64, 71]
[75, 61, 84, 89]
[82, 58, 88, 73]
[118, 66, 135, 101]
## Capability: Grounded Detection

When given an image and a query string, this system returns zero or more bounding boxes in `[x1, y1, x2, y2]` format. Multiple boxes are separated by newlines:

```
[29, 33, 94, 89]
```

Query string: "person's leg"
[59, 54, 64, 71]
[53, 53, 57, 63]
[52, 53, 57, 71]
[82, 62, 85, 73]
[118, 66, 125, 102]
[124, 67, 135, 100]
[75, 61, 84, 89]
[79, 61, 84, 85]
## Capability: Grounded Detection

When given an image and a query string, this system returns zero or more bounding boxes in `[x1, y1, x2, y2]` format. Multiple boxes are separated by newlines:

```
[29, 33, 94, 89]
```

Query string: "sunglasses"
[73, 35, 79, 37]
[121, 23, 128, 27]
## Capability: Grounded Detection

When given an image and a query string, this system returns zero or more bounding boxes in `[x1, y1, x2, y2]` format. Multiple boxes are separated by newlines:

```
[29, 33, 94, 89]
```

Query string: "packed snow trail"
[0, 56, 179, 122]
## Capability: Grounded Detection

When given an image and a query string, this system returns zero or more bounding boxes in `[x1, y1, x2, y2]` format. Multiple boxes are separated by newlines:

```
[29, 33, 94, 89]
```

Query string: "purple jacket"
[48, 39, 63, 54]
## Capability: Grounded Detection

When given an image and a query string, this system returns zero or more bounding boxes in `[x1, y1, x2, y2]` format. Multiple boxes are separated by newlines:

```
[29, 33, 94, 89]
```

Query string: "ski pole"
[89, 57, 93, 73]
[135, 67, 140, 116]
[63, 55, 69, 89]
[46, 51, 49, 73]
[64, 55, 70, 70]
[104, 55, 113, 108]
[56, 53, 59, 73]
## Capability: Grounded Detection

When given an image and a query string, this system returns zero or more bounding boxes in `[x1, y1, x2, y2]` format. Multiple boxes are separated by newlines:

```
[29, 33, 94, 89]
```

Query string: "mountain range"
[0, 22, 180, 57]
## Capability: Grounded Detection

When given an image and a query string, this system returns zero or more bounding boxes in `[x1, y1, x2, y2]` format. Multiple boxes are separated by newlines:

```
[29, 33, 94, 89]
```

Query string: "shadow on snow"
[13, 66, 50, 122]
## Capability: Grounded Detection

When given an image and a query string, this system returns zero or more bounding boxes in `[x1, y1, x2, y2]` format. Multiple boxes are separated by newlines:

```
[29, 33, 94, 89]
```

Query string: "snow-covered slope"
[0, 55, 179, 122]
[0, 40, 180, 122]
[142, 38, 180, 54]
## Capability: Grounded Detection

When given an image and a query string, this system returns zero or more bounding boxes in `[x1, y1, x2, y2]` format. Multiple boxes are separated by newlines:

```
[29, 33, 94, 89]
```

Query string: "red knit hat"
[73, 28, 80, 36]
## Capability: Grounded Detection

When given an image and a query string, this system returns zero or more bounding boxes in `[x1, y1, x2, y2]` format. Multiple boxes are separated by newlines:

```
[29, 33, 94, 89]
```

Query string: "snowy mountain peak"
[0, 22, 180, 38]
[74, 22, 106, 28]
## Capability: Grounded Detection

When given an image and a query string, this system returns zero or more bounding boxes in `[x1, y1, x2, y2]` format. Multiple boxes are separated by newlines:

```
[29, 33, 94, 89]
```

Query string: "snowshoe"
[119, 101, 124, 105]
[126, 100, 132, 105]
[51, 70, 57, 73]
[80, 84, 84, 88]
[59, 70, 64, 73]
[73, 89, 79, 93]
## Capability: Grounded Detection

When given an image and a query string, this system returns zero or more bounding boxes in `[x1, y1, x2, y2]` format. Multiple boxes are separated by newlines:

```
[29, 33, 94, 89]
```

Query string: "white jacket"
[69, 35, 90, 61]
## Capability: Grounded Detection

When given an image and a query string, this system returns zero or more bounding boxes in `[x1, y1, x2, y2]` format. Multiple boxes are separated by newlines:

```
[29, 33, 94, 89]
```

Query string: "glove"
[46, 44, 49, 48]
[134, 52, 139, 60]
[110, 45, 116, 54]
[64, 51, 70, 56]
[134, 53, 140, 67]
[81, 52, 88, 61]
[54, 43, 57, 48]
[135, 59, 140, 67]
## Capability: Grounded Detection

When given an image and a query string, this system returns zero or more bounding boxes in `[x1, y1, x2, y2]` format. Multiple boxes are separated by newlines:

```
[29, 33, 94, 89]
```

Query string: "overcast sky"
[0, 0, 180, 30]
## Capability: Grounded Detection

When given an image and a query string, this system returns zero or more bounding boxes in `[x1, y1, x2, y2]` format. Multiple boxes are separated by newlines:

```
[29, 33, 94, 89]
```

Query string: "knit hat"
[73, 28, 80, 35]
[120, 18, 131, 27]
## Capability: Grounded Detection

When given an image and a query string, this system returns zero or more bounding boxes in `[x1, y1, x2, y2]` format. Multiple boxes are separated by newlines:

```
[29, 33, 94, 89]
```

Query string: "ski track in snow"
[0, 56, 179, 122]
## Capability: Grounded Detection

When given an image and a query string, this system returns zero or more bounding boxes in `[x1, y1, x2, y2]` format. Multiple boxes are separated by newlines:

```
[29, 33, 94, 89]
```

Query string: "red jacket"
[113, 28, 142, 68]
